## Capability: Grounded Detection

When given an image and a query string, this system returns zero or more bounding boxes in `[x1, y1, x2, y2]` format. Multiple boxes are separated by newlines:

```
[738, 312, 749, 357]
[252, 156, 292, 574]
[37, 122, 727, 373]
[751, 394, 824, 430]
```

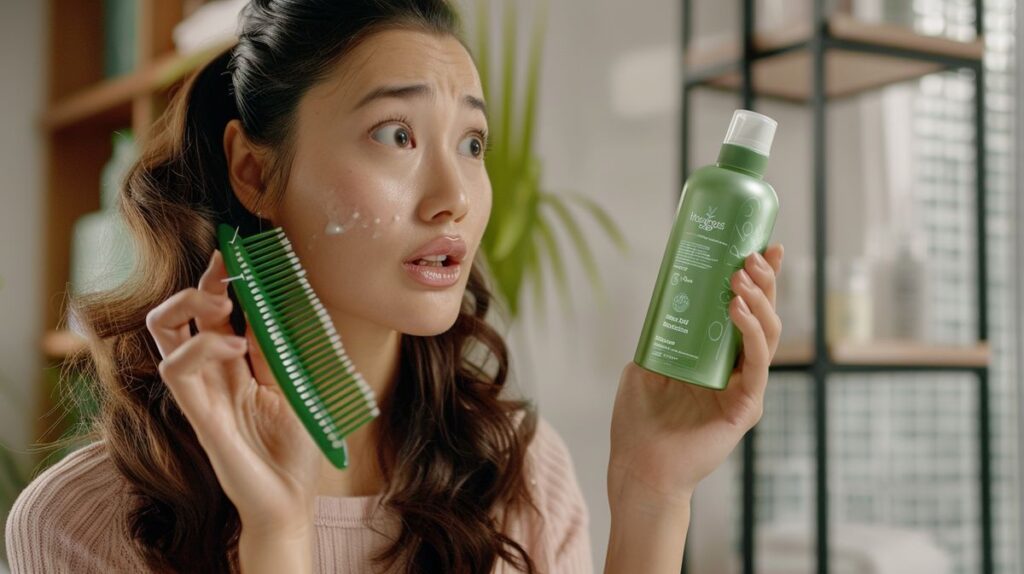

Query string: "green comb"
[217, 223, 379, 469]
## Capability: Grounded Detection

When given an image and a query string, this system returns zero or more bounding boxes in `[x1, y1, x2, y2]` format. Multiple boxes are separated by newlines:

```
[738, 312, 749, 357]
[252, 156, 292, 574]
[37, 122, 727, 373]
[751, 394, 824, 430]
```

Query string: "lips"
[404, 235, 468, 266]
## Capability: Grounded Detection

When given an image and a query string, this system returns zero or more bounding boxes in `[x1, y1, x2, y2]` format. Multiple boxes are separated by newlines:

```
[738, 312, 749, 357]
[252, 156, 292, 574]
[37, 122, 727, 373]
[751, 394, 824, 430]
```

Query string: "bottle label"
[648, 197, 766, 370]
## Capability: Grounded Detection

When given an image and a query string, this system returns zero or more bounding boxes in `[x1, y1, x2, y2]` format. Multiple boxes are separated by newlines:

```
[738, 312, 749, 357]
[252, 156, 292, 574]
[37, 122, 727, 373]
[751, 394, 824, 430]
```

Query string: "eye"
[371, 123, 414, 149]
[458, 132, 487, 159]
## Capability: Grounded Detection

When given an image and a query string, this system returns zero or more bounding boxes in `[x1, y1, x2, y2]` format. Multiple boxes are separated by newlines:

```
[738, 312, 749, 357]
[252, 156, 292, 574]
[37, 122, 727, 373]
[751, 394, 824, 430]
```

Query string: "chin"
[398, 304, 463, 336]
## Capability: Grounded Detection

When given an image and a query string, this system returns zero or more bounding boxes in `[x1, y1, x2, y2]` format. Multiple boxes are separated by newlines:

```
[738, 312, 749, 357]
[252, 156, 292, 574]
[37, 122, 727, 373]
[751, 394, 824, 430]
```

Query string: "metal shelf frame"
[678, 1, 992, 573]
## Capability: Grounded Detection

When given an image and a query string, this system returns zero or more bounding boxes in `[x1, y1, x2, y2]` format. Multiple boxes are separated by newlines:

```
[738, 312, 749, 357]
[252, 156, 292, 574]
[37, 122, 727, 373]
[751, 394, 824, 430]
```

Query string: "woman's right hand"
[145, 249, 321, 570]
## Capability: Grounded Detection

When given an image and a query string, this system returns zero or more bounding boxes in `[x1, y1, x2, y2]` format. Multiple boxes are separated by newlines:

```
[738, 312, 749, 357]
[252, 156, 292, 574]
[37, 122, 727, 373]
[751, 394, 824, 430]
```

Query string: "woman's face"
[272, 29, 491, 336]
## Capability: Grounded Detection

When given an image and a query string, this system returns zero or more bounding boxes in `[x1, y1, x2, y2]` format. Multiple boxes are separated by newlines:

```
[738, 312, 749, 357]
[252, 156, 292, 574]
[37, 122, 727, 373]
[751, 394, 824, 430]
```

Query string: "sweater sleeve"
[4, 441, 147, 573]
[529, 417, 594, 574]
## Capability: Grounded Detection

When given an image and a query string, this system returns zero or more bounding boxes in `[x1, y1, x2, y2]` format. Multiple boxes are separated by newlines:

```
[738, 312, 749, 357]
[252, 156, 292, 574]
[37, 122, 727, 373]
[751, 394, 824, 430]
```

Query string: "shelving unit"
[37, 0, 230, 441]
[684, 14, 984, 102]
[679, 1, 991, 573]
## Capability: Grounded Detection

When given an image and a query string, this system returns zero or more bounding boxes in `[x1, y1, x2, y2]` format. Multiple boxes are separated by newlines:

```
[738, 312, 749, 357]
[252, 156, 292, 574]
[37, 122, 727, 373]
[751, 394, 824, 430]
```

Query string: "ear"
[223, 118, 275, 220]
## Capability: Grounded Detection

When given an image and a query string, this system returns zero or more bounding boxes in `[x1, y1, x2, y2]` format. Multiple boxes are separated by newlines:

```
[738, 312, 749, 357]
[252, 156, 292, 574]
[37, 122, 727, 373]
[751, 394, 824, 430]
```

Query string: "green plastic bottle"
[634, 109, 779, 390]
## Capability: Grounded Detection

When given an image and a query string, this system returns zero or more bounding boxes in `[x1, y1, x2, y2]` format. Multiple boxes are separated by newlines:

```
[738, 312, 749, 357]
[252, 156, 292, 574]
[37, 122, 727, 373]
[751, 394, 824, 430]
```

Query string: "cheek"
[304, 171, 413, 242]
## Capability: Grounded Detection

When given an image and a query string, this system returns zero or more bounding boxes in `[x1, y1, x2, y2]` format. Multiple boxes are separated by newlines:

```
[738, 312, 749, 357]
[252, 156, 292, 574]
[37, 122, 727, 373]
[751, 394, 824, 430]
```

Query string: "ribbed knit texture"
[5, 417, 593, 573]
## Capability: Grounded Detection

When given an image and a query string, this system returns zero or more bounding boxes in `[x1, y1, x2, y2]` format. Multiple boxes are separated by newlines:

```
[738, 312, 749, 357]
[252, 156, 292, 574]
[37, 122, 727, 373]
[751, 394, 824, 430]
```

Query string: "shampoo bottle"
[634, 109, 779, 390]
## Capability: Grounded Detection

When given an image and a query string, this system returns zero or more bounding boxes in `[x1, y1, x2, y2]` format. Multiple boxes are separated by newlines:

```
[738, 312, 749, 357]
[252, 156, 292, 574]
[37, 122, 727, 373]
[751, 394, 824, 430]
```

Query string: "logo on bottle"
[672, 292, 690, 313]
[689, 206, 727, 232]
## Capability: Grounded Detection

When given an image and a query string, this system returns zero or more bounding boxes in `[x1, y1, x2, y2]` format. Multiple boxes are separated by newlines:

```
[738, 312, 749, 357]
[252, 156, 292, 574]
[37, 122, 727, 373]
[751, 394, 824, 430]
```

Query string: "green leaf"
[534, 210, 573, 315]
[524, 232, 546, 319]
[458, 0, 626, 319]
[563, 191, 630, 254]
[516, 0, 547, 169]
[498, 0, 517, 164]
[492, 181, 534, 260]
[493, 172, 541, 259]
[541, 191, 609, 306]
[491, 220, 535, 316]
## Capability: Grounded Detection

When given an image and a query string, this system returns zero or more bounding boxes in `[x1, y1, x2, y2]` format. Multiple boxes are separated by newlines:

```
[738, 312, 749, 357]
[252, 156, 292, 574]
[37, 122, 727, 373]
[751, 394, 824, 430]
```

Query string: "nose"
[417, 152, 469, 224]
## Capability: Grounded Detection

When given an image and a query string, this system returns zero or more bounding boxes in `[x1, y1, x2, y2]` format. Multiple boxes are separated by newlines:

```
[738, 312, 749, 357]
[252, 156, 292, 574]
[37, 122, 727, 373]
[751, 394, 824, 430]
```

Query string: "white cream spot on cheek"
[323, 204, 368, 237]
[323, 195, 347, 236]
[306, 230, 320, 251]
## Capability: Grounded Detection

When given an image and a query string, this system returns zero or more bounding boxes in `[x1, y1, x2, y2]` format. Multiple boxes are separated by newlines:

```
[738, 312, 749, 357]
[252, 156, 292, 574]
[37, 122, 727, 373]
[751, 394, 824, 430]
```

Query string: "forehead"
[312, 28, 482, 105]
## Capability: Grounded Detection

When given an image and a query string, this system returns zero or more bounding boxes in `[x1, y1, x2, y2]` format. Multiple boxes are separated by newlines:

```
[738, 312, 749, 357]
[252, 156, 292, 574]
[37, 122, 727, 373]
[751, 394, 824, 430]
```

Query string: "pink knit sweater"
[4, 417, 592, 573]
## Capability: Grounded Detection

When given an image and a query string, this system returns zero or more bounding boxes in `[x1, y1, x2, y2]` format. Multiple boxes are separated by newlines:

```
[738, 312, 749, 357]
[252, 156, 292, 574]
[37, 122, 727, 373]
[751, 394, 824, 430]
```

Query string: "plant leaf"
[492, 181, 534, 260]
[516, 0, 547, 170]
[524, 232, 546, 319]
[534, 209, 573, 316]
[498, 0, 517, 164]
[541, 191, 609, 306]
[563, 191, 630, 254]
[495, 168, 540, 257]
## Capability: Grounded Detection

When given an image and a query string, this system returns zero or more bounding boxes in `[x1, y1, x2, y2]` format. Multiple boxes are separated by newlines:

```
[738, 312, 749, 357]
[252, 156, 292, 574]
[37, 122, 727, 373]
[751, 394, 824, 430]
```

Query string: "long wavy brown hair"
[64, 0, 540, 572]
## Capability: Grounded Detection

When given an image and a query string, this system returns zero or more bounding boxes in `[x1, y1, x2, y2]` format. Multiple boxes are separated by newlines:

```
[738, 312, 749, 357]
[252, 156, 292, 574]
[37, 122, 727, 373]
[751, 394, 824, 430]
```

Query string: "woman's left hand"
[608, 244, 784, 513]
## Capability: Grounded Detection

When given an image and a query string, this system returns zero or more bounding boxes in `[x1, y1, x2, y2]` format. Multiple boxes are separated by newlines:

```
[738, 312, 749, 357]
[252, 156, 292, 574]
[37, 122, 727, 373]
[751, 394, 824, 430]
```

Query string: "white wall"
[0, 0, 45, 459]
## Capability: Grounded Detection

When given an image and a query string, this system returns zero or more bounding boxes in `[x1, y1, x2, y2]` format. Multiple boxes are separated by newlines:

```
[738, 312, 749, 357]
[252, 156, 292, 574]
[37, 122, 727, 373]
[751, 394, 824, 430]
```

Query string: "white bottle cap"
[723, 109, 778, 157]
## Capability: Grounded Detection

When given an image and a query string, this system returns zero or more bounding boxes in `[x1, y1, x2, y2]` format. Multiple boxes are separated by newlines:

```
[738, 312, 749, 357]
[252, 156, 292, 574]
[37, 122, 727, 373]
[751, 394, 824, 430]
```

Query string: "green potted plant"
[472, 0, 629, 319]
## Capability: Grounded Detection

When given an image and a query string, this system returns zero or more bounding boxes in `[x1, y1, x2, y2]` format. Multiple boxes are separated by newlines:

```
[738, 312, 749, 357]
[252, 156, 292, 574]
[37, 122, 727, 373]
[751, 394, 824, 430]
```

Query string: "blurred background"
[0, 0, 1022, 573]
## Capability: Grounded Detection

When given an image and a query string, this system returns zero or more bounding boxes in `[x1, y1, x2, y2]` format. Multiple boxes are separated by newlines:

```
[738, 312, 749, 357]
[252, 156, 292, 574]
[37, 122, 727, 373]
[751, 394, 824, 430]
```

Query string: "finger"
[729, 294, 770, 396]
[744, 248, 779, 308]
[731, 268, 782, 355]
[196, 250, 236, 336]
[245, 323, 281, 392]
[146, 287, 233, 359]
[158, 332, 249, 424]
[765, 243, 783, 275]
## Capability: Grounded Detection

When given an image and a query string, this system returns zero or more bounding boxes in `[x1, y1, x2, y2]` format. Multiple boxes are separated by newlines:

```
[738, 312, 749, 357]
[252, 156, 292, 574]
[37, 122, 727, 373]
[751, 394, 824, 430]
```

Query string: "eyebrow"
[353, 83, 488, 119]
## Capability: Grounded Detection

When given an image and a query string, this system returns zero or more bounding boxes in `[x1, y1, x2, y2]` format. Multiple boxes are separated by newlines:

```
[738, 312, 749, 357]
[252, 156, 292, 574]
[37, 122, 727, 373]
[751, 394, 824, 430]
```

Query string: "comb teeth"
[218, 224, 379, 468]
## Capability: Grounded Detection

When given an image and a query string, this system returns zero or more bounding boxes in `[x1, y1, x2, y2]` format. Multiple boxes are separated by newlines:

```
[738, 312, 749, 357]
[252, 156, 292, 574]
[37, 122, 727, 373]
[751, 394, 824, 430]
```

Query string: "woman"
[5, 0, 784, 572]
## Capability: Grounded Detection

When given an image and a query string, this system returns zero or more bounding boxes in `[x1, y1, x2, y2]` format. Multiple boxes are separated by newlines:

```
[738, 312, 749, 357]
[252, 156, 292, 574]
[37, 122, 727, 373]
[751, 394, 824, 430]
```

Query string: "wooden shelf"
[830, 339, 991, 367]
[773, 340, 816, 366]
[685, 15, 984, 101]
[42, 37, 238, 132]
[36, 0, 200, 443]
[770, 339, 991, 369]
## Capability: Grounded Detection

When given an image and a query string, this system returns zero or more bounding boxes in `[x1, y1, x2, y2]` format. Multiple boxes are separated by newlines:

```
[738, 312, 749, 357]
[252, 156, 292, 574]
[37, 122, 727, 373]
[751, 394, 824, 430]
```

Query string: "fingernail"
[754, 252, 769, 270]
[736, 295, 750, 314]
[738, 269, 753, 286]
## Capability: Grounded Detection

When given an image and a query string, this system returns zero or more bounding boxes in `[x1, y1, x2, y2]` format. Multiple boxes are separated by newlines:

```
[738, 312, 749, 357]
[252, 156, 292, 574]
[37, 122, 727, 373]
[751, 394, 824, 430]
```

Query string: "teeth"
[412, 255, 448, 267]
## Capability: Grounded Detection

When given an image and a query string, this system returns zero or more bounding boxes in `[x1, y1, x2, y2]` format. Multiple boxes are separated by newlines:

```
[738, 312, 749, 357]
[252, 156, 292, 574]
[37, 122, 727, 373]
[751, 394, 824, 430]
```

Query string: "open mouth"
[408, 255, 459, 267]
[403, 255, 462, 287]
